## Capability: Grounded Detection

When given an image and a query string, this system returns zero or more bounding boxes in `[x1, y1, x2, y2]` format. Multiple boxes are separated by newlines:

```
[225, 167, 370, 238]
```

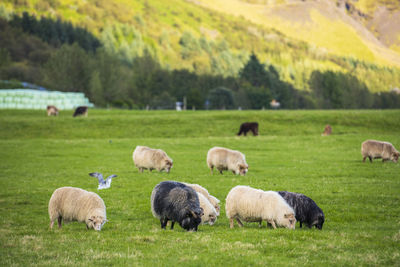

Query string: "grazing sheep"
[278, 191, 325, 230]
[207, 147, 248, 176]
[183, 183, 221, 216]
[197, 192, 217, 225]
[361, 140, 399, 163]
[48, 187, 107, 231]
[321, 124, 332, 136]
[237, 122, 259, 136]
[47, 105, 59, 116]
[225, 185, 296, 229]
[133, 146, 173, 173]
[73, 106, 88, 117]
[151, 181, 203, 231]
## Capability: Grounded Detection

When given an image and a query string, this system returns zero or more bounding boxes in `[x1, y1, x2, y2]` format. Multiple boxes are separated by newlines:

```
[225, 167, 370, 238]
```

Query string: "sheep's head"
[312, 213, 325, 230]
[207, 213, 217, 226]
[164, 159, 173, 173]
[180, 208, 203, 231]
[283, 213, 296, 229]
[87, 215, 107, 231]
[236, 164, 248, 176]
[391, 152, 399, 163]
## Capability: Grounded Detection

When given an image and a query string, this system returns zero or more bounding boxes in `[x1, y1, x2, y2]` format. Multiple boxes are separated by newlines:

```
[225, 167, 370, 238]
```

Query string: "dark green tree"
[207, 86, 235, 109]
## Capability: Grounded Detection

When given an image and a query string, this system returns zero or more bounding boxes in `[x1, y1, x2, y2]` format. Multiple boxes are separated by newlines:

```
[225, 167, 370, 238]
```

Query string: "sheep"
[237, 122, 259, 136]
[183, 183, 221, 216]
[225, 185, 296, 229]
[47, 105, 59, 116]
[207, 147, 248, 176]
[133, 146, 173, 173]
[48, 187, 107, 231]
[197, 192, 217, 225]
[151, 181, 203, 231]
[278, 191, 325, 230]
[361, 140, 399, 163]
[73, 106, 88, 117]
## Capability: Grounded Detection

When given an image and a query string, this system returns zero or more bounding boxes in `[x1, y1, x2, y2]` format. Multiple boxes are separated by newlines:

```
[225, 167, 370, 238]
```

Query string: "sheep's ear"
[88, 218, 94, 222]
[284, 214, 293, 218]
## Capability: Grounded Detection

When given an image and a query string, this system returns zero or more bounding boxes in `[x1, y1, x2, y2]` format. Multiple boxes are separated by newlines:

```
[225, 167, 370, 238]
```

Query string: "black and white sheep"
[151, 181, 203, 231]
[278, 191, 325, 229]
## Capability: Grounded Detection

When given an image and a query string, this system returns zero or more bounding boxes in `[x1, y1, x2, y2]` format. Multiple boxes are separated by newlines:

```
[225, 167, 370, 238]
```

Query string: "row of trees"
[0, 16, 399, 109]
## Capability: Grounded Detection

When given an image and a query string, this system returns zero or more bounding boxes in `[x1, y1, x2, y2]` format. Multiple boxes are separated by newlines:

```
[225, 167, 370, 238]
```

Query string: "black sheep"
[278, 191, 325, 230]
[151, 181, 203, 231]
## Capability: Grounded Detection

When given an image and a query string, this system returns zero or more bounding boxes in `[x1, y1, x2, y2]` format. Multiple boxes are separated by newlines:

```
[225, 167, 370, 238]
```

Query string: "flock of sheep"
[48, 131, 399, 232]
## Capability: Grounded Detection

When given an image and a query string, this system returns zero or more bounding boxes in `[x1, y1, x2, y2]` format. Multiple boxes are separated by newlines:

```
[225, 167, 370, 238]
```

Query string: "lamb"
[278, 191, 325, 230]
[196, 192, 217, 225]
[48, 187, 107, 231]
[73, 106, 88, 117]
[237, 122, 259, 136]
[47, 105, 59, 116]
[361, 140, 399, 163]
[133, 146, 173, 173]
[207, 147, 248, 176]
[151, 181, 203, 231]
[183, 183, 221, 216]
[225, 185, 296, 229]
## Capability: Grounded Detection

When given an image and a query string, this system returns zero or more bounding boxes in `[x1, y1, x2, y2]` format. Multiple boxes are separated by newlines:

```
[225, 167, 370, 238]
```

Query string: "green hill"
[1, 0, 400, 94]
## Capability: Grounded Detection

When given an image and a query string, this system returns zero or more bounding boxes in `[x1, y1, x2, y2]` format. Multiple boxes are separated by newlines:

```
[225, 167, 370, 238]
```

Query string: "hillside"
[197, 0, 400, 66]
[0, 0, 400, 109]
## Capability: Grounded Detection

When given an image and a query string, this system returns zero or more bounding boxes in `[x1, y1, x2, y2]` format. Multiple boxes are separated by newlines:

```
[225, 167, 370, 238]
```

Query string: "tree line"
[0, 14, 399, 109]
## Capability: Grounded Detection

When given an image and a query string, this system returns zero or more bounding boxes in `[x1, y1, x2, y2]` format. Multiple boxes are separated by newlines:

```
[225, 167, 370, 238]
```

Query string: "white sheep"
[48, 187, 107, 231]
[207, 147, 248, 176]
[133, 146, 173, 173]
[197, 192, 218, 225]
[183, 183, 221, 216]
[361, 140, 399, 163]
[225, 185, 296, 229]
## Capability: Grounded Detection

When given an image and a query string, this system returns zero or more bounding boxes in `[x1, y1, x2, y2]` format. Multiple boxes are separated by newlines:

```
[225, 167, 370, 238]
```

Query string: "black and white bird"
[89, 172, 117, 190]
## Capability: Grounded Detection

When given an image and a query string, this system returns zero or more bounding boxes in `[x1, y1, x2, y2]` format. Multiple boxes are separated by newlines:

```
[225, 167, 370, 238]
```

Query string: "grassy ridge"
[0, 110, 399, 265]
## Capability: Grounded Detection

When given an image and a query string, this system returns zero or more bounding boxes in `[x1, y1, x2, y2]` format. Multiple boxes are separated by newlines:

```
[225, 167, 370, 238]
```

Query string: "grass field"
[0, 109, 399, 266]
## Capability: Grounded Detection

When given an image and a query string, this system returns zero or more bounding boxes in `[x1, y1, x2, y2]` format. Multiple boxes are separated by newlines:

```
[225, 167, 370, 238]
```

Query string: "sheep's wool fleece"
[48, 187, 106, 223]
[225, 185, 294, 223]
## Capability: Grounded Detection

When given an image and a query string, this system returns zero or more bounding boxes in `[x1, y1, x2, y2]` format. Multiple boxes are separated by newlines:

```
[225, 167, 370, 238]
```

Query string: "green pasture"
[0, 109, 399, 266]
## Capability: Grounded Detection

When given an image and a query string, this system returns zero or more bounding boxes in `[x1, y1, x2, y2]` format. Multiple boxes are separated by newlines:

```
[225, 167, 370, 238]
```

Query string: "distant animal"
[47, 105, 59, 116]
[207, 146, 248, 176]
[151, 181, 203, 231]
[361, 140, 399, 163]
[278, 191, 325, 230]
[225, 185, 296, 229]
[270, 99, 280, 109]
[133, 146, 173, 173]
[237, 122, 259, 136]
[196, 192, 218, 225]
[321, 124, 332, 136]
[73, 106, 88, 117]
[48, 187, 107, 231]
[89, 172, 117, 190]
[183, 183, 220, 216]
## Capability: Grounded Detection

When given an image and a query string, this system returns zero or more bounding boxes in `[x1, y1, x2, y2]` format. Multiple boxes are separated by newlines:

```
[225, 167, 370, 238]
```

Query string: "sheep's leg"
[138, 167, 143, 173]
[57, 217, 62, 229]
[160, 218, 168, 229]
[362, 156, 366, 162]
[267, 219, 276, 229]
[369, 156, 372, 163]
[236, 218, 243, 227]
[258, 221, 262, 228]
[50, 220, 54, 229]
[210, 166, 213, 175]
[219, 169, 223, 174]
[229, 218, 234, 229]
[170, 221, 175, 230]
[300, 221, 302, 228]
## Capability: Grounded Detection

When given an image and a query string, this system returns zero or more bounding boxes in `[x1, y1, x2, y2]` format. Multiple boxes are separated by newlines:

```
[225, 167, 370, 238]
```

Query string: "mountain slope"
[1, 0, 400, 93]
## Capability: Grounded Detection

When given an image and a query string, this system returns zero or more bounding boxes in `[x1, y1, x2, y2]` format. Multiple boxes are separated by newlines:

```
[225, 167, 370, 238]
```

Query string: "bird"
[89, 172, 117, 190]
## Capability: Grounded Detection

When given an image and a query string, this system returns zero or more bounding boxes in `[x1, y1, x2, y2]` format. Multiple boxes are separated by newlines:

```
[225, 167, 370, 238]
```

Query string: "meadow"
[0, 109, 399, 266]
